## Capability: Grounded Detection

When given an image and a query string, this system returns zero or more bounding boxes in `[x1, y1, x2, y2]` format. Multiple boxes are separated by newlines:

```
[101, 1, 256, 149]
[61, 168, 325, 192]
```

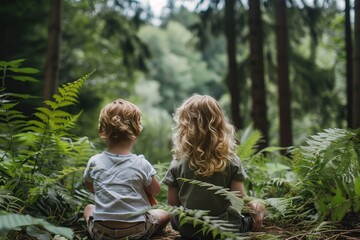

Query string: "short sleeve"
[83, 157, 95, 181]
[231, 157, 248, 182]
[139, 155, 157, 186]
[162, 160, 179, 188]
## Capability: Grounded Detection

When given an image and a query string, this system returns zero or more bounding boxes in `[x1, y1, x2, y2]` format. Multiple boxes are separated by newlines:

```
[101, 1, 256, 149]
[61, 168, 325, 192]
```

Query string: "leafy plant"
[290, 128, 360, 224]
[0, 214, 73, 240]
[237, 126, 294, 200]
[167, 178, 285, 239]
[0, 59, 96, 239]
[165, 205, 246, 240]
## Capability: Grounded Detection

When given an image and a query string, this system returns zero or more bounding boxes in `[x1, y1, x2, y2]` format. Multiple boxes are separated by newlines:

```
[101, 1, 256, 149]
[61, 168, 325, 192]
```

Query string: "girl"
[163, 94, 265, 239]
[83, 98, 170, 240]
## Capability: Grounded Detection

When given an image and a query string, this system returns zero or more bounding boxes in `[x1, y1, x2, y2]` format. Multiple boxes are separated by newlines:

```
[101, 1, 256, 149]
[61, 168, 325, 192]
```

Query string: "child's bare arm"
[144, 175, 161, 196]
[167, 186, 180, 206]
[230, 180, 247, 197]
[231, 180, 265, 231]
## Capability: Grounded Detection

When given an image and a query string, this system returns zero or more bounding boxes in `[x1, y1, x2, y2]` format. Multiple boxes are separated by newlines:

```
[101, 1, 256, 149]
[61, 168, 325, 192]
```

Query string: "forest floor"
[70, 220, 360, 240]
[149, 223, 289, 240]
[149, 223, 360, 240]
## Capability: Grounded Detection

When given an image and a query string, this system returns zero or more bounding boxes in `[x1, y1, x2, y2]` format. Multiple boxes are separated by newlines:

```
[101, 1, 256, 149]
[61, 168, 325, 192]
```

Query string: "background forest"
[0, 0, 359, 239]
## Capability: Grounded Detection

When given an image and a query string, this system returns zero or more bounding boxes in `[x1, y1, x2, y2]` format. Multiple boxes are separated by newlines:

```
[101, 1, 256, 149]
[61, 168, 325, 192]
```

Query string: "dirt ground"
[150, 223, 360, 240]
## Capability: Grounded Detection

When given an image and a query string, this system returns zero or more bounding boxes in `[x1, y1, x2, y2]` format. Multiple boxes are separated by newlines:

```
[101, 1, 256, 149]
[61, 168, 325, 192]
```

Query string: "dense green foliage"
[1, 0, 351, 146]
[0, 60, 359, 239]
[292, 128, 360, 223]
[0, 60, 95, 239]
[0, 0, 358, 239]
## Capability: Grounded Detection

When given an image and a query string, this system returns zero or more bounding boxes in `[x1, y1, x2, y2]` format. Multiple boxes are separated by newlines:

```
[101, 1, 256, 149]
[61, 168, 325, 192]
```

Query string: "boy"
[83, 99, 169, 239]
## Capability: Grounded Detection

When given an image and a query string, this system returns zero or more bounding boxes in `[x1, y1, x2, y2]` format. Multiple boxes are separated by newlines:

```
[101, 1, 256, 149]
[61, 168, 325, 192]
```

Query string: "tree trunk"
[274, 0, 293, 149]
[353, 0, 360, 128]
[225, 0, 241, 130]
[345, 0, 353, 128]
[43, 0, 62, 101]
[248, 0, 268, 149]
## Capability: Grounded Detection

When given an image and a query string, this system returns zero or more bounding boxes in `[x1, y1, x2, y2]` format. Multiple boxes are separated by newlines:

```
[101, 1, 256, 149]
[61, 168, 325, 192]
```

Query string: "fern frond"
[178, 178, 264, 215]
[0, 100, 28, 157]
[12, 72, 94, 174]
[44, 71, 93, 111]
[237, 126, 263, 160]
[164, 205, 248, 240]
[0, 190, 23, 213]
[26, 167, 86, 203]
[291, 128, 360, 222]
[264, 197, 295, 219]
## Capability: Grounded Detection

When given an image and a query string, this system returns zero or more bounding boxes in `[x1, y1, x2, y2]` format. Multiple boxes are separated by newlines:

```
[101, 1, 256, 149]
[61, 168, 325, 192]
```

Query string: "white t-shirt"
[84, 151, 156, 222]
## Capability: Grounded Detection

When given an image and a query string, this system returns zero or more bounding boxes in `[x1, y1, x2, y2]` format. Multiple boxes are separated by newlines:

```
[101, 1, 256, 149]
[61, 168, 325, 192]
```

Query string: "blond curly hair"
[98, 99, 142, 143]
[172, 94, 237, 177]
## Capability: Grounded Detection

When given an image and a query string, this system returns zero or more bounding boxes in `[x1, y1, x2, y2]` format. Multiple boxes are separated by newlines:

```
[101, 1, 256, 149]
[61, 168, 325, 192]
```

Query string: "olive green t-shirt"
[163, 158, 247, 216]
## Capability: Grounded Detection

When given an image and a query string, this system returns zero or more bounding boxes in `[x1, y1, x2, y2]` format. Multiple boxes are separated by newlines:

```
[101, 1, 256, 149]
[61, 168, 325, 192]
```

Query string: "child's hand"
[248, 202, 265, 231]
[146, 191, 158, 206]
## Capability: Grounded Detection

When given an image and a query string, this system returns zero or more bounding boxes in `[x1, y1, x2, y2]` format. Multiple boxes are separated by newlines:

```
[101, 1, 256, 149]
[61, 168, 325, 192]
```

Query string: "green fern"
[164, 180, 285, 239]
[178, 177, 295, 224]
[291, 128, 360, 223]
[164, 205, 248, 240]
[178, 178, 254, 215]
[237, 125, 263, 160]
[236, 125, 293, 202]
[0, 60, 96, 238]
[0, 59, 39, 159]
[0, 190, 23, 213]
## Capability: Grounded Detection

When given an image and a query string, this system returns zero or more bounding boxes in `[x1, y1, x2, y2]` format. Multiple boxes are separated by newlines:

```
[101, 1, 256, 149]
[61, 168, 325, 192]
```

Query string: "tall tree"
[225, 0, 241, 129]
[248, 0, 268, 148]
[274, 0, 293, 149]
[345, 0, 353, 128]
[354, 0, 360, 128]
[43, 0, 62, 101]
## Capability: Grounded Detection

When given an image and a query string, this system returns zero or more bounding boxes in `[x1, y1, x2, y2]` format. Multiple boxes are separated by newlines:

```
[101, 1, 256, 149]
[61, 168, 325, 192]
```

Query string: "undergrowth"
[0, 59, 359, 239]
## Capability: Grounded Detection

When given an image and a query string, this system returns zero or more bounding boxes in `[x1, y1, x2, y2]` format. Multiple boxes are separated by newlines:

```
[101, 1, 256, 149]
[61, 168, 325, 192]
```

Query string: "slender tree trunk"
[43, 0, 62, 101]
[225, 0, 241, 130]
[353, 0, 360, 128]
[248, 0, 268, 149]
[274, 0, 293, 149]
[345, 0, 353, 128]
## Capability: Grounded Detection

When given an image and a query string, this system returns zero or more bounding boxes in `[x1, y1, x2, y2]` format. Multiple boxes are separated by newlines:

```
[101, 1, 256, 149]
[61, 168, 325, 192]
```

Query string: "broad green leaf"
[0, 59, 25, 67]
[26, 226, 52, 240]
[0, 214, 73, 239]
[5, 93, 38, 99]
[8, 67, 39, 74]
[10, 75, 38, 82]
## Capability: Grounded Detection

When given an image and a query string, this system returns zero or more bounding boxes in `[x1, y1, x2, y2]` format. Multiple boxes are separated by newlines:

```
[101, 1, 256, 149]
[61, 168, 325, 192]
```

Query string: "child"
[83, 98, 170, 240]
[163, 94, 265, 239]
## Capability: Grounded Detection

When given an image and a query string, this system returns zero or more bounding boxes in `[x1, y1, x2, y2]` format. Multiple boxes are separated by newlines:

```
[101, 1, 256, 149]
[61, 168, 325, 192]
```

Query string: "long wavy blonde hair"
[172, 94, 237, 177]
[98, 99, 143, 143]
